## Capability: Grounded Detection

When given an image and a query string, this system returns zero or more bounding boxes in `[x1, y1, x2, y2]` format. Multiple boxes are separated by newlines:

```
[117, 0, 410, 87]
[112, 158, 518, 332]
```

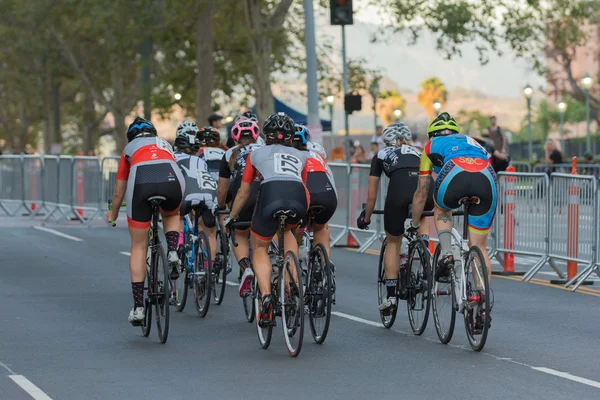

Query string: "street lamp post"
[523, 84, 534, 160]
[433, 100, 442, 115]
[558, 100, 567, 153]
[581, 73, 593, 153]
[393, 108, 402, 122]
[326, 95, 335, 153]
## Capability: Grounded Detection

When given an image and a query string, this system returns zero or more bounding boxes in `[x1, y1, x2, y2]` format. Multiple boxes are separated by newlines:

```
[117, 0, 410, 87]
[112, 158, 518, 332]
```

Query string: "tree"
[456, 110, 490, 135]
[417, 77, 447, 117]
[377, 90, 407, 126]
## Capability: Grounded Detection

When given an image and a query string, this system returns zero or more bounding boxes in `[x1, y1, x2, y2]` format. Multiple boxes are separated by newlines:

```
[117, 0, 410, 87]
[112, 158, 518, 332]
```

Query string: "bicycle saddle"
[459, 196, 481, 206]
[148, 196, 166, 206]
[273, 210, 297, 218]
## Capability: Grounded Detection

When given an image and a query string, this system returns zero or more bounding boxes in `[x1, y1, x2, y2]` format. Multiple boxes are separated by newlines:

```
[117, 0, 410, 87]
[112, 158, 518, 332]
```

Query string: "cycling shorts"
[125, 160, 184, 229]
[179, 193, 216, 228]
[434, 158, 497, 234]
[300, 171, 337, 227]
[251, 180, 309, 241]
[231, 178, 260, 226]
[384, 169, 433, 236]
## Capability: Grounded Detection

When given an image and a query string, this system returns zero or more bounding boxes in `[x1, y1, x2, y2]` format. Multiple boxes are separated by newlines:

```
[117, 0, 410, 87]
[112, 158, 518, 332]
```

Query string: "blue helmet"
[127, 116, 157, 142]
[293, 124, 309, 146]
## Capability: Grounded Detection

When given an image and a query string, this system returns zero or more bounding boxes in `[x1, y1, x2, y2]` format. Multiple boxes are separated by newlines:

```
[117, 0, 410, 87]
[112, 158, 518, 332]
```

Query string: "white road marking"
[120, 251, 131, 256]
[226, 281, 238, 287]
[0, 360, 16, 374]
[9, 375, 53, 400]
[33, 226, 82, 242]
[331, 311, 600, 390]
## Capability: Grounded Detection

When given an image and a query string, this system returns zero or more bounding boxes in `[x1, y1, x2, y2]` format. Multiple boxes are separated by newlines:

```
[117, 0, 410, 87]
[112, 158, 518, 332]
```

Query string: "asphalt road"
[2, 218, 600, 399]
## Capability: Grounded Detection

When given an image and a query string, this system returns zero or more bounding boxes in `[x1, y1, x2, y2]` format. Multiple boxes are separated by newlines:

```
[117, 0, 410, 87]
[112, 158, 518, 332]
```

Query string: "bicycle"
[173, 200, 212, 318]
[213, 209, 233, 305]
[236, 210, 304, 357]
[365, 204, 433, 335]
[108, 197, 170, 343]
[431, 198, 492, 352]
[227, 218, 254, 323]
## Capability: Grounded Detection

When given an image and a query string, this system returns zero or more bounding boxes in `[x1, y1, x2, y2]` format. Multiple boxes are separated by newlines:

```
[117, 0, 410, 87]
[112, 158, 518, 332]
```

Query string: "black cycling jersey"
[369, 145, 421, 178]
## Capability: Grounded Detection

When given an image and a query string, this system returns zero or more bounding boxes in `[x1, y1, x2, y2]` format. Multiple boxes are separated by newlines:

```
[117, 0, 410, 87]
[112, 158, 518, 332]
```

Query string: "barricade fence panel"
[22, 155, 43, 213]
[101, 157, 120, 210]
[0, 155, 24, 216]
[43, 156, 60, 207]
[510, 162, 531, 173]
[328, 162, 349, 229]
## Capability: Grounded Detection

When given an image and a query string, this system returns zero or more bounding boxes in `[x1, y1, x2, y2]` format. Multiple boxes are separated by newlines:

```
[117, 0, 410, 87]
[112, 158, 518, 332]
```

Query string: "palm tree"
[417, 77, 448, 117]
[376, 90, 407, 126]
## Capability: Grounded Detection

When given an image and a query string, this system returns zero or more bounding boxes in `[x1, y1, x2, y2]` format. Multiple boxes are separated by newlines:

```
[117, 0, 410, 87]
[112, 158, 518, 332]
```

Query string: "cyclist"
[224, 112, 310, 328]
[197, 126, 226, 182]
[409, 112, 497, 283]
[173, 121, 218, 275]
[106, 116, 185, 325]
[357, 122, 433, 313]
[216, 117, 262, 296]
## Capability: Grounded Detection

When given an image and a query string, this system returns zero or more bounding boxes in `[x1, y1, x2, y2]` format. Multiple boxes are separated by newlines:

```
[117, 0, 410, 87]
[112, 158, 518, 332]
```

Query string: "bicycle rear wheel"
[254, 278, 272, 349]
[431, 244, 456, 345]
[377, 239, 397, 328]
[212, 230, 228, 305]
[307, 243, 332, 344]
[406, 238, 432, 336]
[141, 252, 152, 337]
[154, 244, 170, 344]
[281, 250, 304, 357]
[194, 231, 212, 318]
[463, 245, 491, 352]
[242, 255, 255, 323]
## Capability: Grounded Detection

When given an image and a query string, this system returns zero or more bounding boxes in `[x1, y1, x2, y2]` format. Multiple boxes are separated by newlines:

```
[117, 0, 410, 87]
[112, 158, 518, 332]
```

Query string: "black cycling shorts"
[231, 178, 260, 226]
[125, 161, 184, 229]
[251, 180, 309, 241]
[300, 171, 337, 227]
[384, 169, 433, 236]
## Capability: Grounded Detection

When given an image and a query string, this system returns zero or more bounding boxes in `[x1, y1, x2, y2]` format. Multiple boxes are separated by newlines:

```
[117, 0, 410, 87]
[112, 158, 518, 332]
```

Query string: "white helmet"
[382, 122, 412, 146]
[176, 120, 199, 137]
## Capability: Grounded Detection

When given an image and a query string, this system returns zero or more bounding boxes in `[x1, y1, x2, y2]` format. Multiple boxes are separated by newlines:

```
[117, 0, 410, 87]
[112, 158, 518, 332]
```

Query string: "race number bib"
[196, 170, 217, 191]
[156, 138, 175, 157]
[274, 153, 302, 177]
[400, 145, 421, 157]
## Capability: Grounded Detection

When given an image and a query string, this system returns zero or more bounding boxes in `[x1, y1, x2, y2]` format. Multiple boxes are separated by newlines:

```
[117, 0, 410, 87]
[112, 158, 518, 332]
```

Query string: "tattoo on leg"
[417, 177, 431, 196]
[437, 211, 452, 223]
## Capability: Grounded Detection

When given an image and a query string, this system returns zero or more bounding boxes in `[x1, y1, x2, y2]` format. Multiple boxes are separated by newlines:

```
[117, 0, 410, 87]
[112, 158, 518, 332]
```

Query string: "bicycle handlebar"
[229, 221, 251, 247]
[362, 203, 462, 218]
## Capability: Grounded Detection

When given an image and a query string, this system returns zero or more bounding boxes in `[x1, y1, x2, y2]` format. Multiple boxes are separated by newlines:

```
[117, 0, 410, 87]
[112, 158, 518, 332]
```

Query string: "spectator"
[471, 134, 507, 165]
[351, 144, 368, 164]
[371, 125, 384, 151]
[208, 113, 229, 149]
[487, 116, 510, 172]
[545, 138, 563, 174]
[369, 141, 379, 158]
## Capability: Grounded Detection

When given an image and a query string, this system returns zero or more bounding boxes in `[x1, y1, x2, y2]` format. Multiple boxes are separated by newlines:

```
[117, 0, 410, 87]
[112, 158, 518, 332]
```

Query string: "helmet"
[174, 132, 200, 153]
[427, 112, 459, 139]
[263, 112, 295, 144]
[197, 125, 221, 146]
[231, 119, 260, 141]
[126, 116, 157, 143]
[241, 111, 258, 123]
[382, 122, 412, 146]
[293, 124, 309, 146]
[176, 120, 198, 137]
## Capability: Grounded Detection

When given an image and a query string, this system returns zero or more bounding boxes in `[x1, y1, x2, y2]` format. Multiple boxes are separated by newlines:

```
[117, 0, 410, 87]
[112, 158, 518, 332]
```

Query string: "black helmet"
[197, 125, 221, 146]
[241, 111, 258, 123]
[263, 112, 295, 145]
[126, 116, 157, 143]
[174, 131, 200, 153]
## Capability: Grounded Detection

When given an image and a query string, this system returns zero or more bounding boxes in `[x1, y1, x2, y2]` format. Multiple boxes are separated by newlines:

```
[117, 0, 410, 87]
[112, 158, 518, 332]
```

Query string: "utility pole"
[303, 0, 319, 128]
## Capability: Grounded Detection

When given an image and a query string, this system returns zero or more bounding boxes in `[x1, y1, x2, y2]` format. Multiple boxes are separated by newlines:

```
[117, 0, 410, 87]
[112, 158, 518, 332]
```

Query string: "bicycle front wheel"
[406, 238, 432, 336]
[242, 256, 256, 323]
[431, 244, 456, 345]
[307, 243, 332, 344]
[377, 239, 397, 329]
[463, 245, 491, 352]
[254, 278, 272, 349]
[194, 231, 212, 318]
[281, 250, 304, 357]
[212, 230, 228, 305]
[154, 244, 170, 344]
[141, 251, 152, 337]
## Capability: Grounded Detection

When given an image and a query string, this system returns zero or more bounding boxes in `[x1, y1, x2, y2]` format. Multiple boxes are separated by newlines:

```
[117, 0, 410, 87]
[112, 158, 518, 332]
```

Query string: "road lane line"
[33, 226, 82, 242]
[0, 360, 16, 375]
[120, 251, 131, 256]
[8, 375, 53, 400]
[331, 311, 382, 327]
[531, 367, 600, 389]
[226, 281, 237, 287]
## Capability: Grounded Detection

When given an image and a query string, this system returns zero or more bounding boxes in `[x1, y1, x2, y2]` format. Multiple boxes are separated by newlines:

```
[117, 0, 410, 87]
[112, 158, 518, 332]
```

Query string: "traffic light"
[344, 92, 361, 114]
[330, 0, 353, 26]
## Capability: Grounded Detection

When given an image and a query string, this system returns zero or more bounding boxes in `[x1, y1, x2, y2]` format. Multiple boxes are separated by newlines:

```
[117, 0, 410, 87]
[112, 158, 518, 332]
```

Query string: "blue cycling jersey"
[420, 134, 491, 175]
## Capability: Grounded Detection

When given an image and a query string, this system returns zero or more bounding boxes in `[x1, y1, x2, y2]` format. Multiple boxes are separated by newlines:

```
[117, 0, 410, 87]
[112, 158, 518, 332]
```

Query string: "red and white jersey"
[116, 137, 175, 181]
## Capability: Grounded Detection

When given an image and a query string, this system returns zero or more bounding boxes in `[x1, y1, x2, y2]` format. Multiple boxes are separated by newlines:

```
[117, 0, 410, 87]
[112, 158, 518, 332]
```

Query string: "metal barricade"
[490, 172, 553, 280]
[329, 162, 351, 246]
[0, 155, 25, 216]
[41, 156, 60, 217]
[544, 173, 597, 291]
[22, 155, 44, 216]
[45, 156, 76, 222]
[572, 184, 600, 290]
[71, 156, 102, 224]
[510, 161, 531, 173]
[101, 156, 120, 210]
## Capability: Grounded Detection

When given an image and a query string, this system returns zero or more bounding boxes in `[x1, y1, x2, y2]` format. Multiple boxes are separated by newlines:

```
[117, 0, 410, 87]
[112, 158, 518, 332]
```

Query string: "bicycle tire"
[212, 230, 227, 305]
[377, 239, 397, 329]
[141, 254, 152, 337]
[194, 231, 212, 318]
[307, 243, 332, 344]
[281, 250, 304, 357]
[155, 244, 170, 344]
[254, 277, 272, 349]
[463, 245, 491, 352]
[406, 238, 432, 336]
[242, 253, 255, 323]
[431, 244, 456, 345]
[175, 240, 190, 312]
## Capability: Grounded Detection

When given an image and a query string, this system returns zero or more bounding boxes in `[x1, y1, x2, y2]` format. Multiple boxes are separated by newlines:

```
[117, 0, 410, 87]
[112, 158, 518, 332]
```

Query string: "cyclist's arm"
[230, 156, 256, 220]
[217, 154, 231, 208]
[111, 152, 129, 216]
[411, 151, 433, 224]
[365, 155, 381, 222]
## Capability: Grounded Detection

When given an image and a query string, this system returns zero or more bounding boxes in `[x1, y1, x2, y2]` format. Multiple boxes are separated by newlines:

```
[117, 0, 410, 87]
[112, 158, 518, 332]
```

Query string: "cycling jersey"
[369, 145, 421, 178]
[419, 134, 491, 176]
[299, 149, 337, 225]
[116, 137, 176, 180]
[307, 141, 327, 159]
[198, 147, 225, 182]
[242, 144, 309, 185]
[219, 143, 263, 182]
[175, 153, 217, 206]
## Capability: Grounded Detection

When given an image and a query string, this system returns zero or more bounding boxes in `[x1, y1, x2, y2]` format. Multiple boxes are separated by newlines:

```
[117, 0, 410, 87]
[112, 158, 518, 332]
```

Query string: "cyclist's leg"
[199, 211, 217, 261]
[250, 235, 272, 296]
[417, 176, 435, 246]
[313, 223, 330, 255]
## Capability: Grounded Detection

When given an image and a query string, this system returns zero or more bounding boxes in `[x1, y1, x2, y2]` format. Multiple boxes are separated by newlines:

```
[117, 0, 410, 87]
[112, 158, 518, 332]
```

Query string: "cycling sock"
[177, 232, 184, 247]
[239, 257, 252, 272]
[438, 229, 452, 256]
[132, 281, 144, 308]
[165, 231, 179, 253]
[386, 279, 397, 298]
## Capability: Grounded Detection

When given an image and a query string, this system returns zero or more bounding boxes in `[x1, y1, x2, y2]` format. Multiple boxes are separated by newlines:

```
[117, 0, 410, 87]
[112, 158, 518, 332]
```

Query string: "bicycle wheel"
[463, 245, 491, 352]
[242, 255, 255, 323]
[406, 238, 432, 335]
[431, 244, 456, 345]
[194, 231, 212, 318]
[281, 250, 304, 357]
[174, 244, 189, 312]
[154, 244, 170, 344]
[307, 243, 332, 344]
[212, 230, 228, 305]
[377, 239, 397, 329]
[253, 277, 272, 349]
[141, 252, 152, 337]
